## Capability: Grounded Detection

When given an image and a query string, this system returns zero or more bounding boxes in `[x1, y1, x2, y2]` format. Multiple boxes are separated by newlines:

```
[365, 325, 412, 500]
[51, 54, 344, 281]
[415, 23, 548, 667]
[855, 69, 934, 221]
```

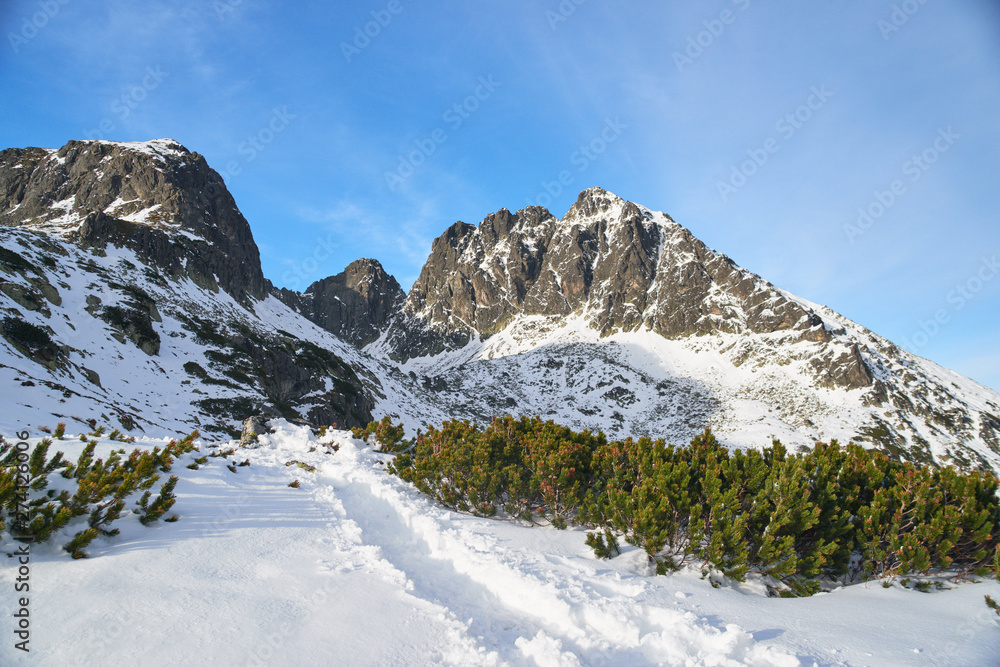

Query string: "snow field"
[2, 421, 999, 666]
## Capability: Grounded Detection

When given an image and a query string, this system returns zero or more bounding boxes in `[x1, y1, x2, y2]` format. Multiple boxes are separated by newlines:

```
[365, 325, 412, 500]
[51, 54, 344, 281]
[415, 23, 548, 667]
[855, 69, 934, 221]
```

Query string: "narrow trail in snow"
[318, 443, 795, 667]
[334, 478, 557, 664]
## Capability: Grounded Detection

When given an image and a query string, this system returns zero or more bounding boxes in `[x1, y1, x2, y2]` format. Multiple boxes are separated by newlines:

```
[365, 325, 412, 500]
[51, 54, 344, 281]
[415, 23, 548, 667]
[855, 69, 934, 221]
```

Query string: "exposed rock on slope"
[276, 258, 405, 348]
[0, 139, 267, 302]
[0, 224, 377, 436]
[0, 139, 377, 435]
[379, 188, 871, 391]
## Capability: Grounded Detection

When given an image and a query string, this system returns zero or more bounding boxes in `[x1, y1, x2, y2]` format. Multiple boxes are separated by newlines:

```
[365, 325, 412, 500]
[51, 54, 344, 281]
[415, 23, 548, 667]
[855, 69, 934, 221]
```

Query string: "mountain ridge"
[0, 138, 268, 302]
[375, 187, 872, 390]
[1, 138, 998, 474]
[0, 139, 392, 434]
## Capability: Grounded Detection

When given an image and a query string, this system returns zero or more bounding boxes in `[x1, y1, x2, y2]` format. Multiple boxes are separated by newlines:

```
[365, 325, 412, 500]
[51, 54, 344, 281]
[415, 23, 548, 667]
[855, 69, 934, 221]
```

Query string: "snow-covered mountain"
[361, 187, 1000, 472]
[0, 139, 440, 437]
[4, 138, 1000, 665]
[2, 139, 999, 474]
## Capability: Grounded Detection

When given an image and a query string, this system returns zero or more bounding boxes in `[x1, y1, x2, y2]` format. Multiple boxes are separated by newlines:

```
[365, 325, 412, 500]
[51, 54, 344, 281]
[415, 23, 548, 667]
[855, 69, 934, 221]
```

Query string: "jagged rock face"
[0, 224, 376, 436]
[0, 139, 267, 302]
[221, 328, 374, 428]
[0, 140, 374, 435]
[276, 258, 405, 348]
[389, 187, 870, 390]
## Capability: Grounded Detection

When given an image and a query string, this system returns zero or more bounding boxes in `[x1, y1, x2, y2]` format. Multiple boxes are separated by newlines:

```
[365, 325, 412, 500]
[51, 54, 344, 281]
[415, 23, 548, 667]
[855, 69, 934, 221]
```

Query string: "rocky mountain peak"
[563, 186, 623, 221]
[276, 258, 405, 348]
[0, 138, 267, 301]
[378, 188, 871, 391]
[561, 187, 664, 229]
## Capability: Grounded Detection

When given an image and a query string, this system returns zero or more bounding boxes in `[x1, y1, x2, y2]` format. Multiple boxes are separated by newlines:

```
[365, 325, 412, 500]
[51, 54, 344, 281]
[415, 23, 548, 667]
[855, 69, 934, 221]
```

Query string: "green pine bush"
[137, 475, 179, 525]
[353, 416, 410, 452]
[388, 417, 1000, 595]
[1, 427, 199, 556]
[585, 529, 621, 559]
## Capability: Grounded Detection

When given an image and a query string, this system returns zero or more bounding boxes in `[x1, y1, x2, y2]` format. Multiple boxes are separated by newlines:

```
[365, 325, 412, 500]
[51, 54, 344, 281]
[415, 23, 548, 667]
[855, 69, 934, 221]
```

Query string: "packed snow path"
[3, 422, 999, 666]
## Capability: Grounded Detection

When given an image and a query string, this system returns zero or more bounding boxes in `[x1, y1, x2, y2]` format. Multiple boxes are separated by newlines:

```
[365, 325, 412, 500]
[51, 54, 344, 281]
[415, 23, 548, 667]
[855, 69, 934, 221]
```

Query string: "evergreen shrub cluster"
[352, 416, 408, 452]
[388, 416, 600, 524]
[1, 429, 199, 557]
[383, 416, 1000, 594]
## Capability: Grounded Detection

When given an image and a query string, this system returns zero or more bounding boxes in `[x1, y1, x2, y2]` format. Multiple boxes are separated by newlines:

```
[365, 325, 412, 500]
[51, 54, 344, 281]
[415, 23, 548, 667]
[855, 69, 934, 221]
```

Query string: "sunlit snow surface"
[2, 423, 997, 666]
[376, 311, 1000, 472]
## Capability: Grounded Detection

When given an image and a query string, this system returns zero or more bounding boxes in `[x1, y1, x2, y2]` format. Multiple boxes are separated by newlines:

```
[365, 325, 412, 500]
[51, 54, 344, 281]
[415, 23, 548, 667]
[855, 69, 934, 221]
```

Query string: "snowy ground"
[2, 422, 999, 666]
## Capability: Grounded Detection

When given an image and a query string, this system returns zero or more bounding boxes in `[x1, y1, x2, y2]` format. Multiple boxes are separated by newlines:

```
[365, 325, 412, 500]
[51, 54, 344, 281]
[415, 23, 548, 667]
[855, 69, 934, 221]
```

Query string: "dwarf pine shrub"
[986, 594, 1000, 617]
[389, 418, 1000, 594]
[0, 427, 199, 557]
[136, 475, 178, 525]
[389, 416, 604, 522]
[353, 416, 409, 452]
[585, 529, 620, 559]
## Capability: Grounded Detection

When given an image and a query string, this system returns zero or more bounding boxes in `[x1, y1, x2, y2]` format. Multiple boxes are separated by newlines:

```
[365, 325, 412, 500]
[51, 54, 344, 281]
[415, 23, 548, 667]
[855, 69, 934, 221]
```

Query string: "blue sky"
[1, 0, 998, 392]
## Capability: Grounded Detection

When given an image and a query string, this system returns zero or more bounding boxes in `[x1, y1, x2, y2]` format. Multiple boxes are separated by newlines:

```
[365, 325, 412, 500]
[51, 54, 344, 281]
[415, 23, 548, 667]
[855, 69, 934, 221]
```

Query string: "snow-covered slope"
[0, 139, 449, 437]
[374, 309, 1000, 473]
[4, 423, 998, 666]
[367, 188, 1000, 473]
[0, 224, 449, 437]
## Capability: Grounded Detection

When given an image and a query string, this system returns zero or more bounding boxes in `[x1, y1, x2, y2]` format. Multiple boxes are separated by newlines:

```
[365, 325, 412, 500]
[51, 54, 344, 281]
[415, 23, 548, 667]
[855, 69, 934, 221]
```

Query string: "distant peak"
[91, 137, 185, 150]
[95, 138, 190, 158]
[344, 257, 391, 276]
[117, 138, 186, 149]
[563, 187, 628, 224]
[578, 186, 622, 201]
[55, 138, 191, 164]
